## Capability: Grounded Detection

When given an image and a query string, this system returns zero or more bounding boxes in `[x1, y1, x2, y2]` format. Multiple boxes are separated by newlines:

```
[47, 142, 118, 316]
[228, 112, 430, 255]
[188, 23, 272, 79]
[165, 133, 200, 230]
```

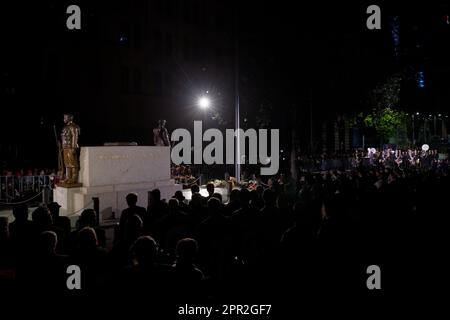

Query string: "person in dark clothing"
[48, 202, 71, 235]
[279, 201, 322, 285]
[230, 188, 258, 261]
[250, 186, 264, 210]
[68, 209, 106, 252]
[316, 194, 356, 292]
[257, 189, 283, 246]
[145, 188, 169, 233]
[0, 217, 15, 289]
[172, 238, 205, 301]
[276, 193, 295, 234]
[71, 227, 109, 291]
[115, 236, 174, 310]
[226, 189, 241, 216]
[174, 190, 189, 213]
[0, 217, 11, 253]
[119, 193, 146, 244]
[8, 204, 33, 256]
[120, 193, 147, 227]
[31, 205, 67, 253]
[155, 198, 193, 256]
[112, 214, 144, 267]
[212, 192, 223, 203]
[191, 184, 207, 205]
[20, 231, 69, 294]
[188, 192, 208, 225]
[206, 183, 215, 200]
[191, 184, 200, 195]
[197, 197, 233, 279]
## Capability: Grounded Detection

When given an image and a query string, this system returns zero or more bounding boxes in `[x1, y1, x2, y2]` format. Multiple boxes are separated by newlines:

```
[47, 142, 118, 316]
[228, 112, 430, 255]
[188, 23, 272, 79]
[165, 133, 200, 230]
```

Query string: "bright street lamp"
[198, 96, 210, 109]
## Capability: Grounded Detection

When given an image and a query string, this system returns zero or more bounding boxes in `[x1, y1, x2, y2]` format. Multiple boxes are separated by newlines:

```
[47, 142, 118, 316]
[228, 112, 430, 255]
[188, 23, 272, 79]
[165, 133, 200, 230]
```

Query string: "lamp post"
[234, 4, 240, 184]
[198, 95, 211, 124]
[235, 69, 240, 184]
[197, 96, 211, 185]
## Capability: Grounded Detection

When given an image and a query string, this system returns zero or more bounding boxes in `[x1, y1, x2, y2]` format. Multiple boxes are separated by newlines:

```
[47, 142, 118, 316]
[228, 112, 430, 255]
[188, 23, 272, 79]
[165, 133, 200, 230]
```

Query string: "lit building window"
[417, 71, 425, 88]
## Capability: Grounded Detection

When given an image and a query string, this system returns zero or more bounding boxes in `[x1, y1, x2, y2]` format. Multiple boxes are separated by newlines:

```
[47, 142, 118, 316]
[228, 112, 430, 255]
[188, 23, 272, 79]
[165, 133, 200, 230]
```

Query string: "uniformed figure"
[60, 114, 81, 185]
[153, 119, 170, 146]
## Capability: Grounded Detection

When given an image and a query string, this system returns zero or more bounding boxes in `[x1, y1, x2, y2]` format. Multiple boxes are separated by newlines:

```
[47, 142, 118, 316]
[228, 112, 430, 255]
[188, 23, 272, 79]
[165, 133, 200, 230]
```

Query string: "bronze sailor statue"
[58, 113, 81, 187]
[153, 119, 170, 146]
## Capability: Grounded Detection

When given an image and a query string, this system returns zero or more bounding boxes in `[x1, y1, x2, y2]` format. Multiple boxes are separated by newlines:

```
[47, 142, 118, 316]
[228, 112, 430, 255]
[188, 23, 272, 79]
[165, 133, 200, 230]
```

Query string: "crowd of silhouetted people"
[0, 164, 448, 309]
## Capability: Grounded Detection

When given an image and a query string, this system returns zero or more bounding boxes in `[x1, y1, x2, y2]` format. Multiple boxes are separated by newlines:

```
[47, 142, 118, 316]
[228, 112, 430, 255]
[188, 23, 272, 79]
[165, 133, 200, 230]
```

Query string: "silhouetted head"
[47, 202, 61, 217]
[78, 227, 98, 250]
[176, 238, 198, 264]
[32, 205, 52, 228]
[206, 183, 215, 196]
[126, 193, 138, 207]
[38, 231, 57, 254]
[12, 204, 29, 222]
[131, 236, 158, 267]
[79, 209, 96, 228]
[191, 184, 200, 194]
[174, 190, 185, 203]
[150, 189, 161, 203]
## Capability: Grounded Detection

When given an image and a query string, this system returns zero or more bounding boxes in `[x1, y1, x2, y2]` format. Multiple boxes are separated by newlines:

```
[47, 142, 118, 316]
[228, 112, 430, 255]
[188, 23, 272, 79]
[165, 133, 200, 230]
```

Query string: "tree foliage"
[364, 108, 408, 142]
[354, 73, 408, 144]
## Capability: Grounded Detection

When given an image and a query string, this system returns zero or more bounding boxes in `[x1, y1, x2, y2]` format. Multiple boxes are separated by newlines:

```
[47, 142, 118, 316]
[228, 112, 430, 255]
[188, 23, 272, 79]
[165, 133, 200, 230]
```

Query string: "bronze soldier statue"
[59, 114, 81, 186]
[153, 119, 170, 146]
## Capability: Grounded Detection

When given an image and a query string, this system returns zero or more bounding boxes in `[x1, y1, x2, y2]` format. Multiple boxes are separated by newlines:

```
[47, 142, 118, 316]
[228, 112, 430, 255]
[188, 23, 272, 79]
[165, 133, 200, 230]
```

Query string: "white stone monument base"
[54, 179, 181, 221]
[53, 146, 181, 222]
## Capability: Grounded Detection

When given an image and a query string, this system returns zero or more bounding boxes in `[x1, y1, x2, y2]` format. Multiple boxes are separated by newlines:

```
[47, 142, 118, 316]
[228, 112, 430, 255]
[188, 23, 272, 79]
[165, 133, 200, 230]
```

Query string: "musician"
[414, 151, 421, 167]
[402, 150, 410, 169]
[394, 149, 403, 168]
[367, 148, 375, 166]
[351, 150, 360, 168]
[422, 151, 432, 170]
[382, 148, 394, 168]
[432, 150, 439, 170]
[407, 149, 414, 167]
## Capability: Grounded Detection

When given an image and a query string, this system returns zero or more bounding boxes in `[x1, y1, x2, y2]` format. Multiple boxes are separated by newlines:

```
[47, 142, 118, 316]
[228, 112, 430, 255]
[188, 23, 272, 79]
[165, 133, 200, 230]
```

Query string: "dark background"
[1, 1, 449, 170]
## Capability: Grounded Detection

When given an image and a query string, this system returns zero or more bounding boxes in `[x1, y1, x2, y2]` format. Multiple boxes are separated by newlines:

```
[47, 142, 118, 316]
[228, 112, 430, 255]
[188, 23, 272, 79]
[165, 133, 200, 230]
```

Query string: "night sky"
[1, 1, 449, 169]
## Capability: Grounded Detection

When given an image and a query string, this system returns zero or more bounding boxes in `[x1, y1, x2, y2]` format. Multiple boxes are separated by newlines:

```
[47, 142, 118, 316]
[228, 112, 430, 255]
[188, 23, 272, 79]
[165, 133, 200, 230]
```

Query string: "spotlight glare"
[198, 97, 210, 109]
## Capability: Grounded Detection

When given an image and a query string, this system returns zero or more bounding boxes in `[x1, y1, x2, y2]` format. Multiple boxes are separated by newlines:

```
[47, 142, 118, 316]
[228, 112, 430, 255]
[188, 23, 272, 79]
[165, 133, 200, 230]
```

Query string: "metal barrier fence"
[0, 175, 54, 205]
